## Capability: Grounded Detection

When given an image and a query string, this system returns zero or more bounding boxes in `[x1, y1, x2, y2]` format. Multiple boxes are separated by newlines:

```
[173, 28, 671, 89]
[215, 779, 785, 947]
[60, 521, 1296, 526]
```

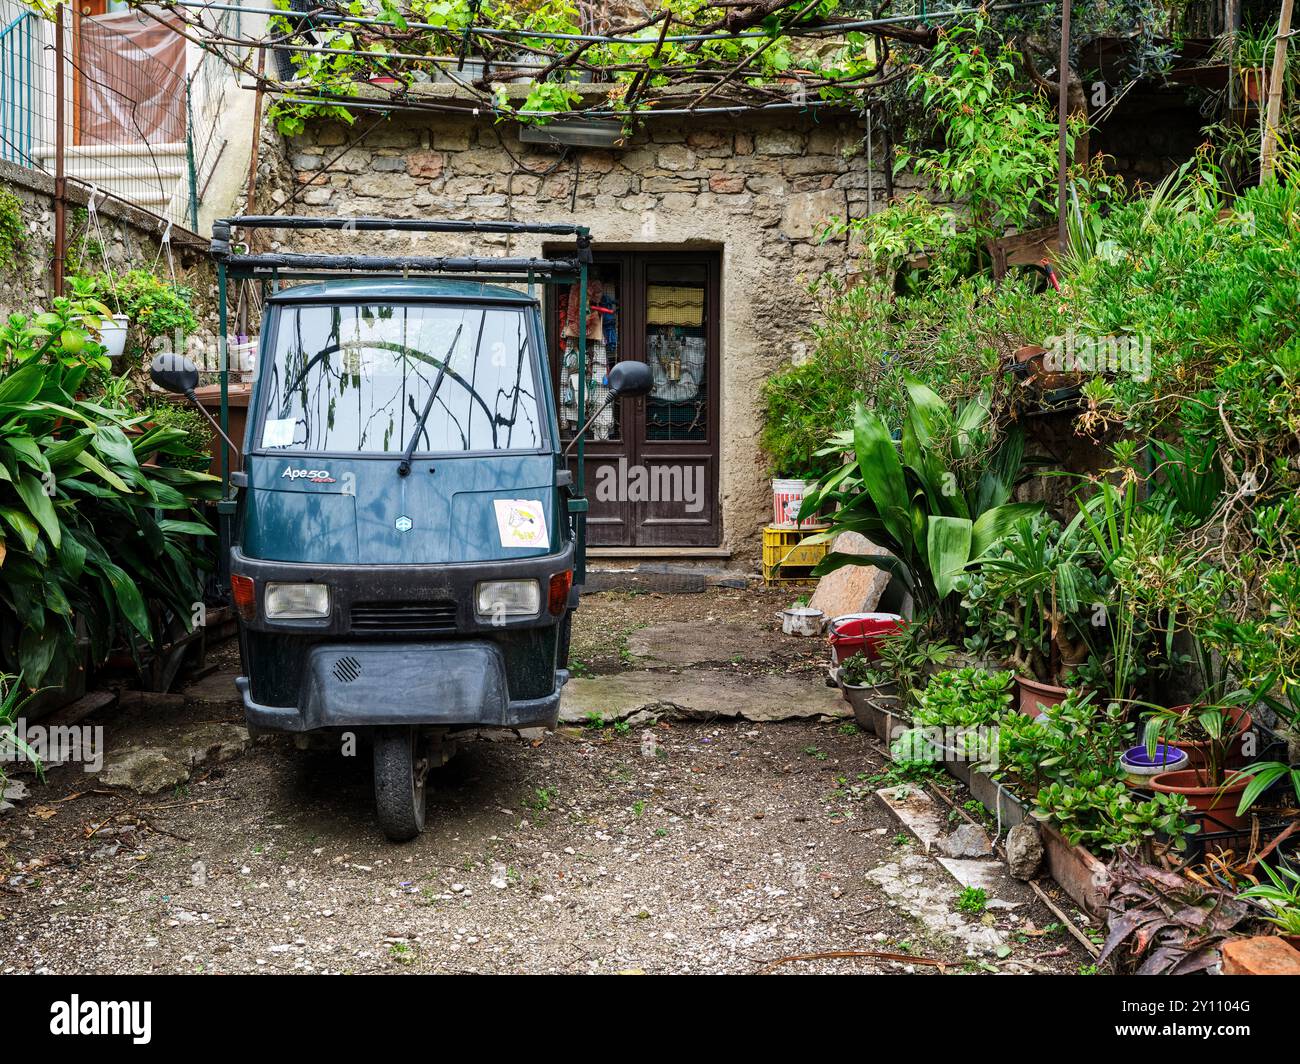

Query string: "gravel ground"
[0, 590, 1093, 975]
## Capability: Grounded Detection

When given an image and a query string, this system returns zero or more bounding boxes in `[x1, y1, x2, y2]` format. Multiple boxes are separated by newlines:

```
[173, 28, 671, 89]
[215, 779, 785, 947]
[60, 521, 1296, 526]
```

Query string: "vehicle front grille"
[350, 601, 458, 634]
[332, 655, 362, 683]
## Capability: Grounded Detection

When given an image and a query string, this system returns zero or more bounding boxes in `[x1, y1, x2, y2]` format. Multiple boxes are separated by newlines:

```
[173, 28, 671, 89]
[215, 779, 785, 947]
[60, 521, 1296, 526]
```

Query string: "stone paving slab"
[624, 620, 795, 668]
[560, 669, 849, 724]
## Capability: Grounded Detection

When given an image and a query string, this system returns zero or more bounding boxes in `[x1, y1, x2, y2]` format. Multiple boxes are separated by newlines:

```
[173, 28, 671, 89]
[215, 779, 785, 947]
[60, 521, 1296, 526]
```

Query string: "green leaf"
[0, 507, 40, 551]
[158, 519, 215, 537]
[90, 425, 140, 470]
[57, 531, 87, 578]
[18, 625, 59, 684]
[74, 449, 130, 493]
[14, 473, 60, 548]
[44, 433, 92, 469]
[851, 403, 913, 552]
[971, 502, 1043, 559]
[927, 515, 973, 599]
[0, 363, 46, 408]
[96, 559, 152, 640]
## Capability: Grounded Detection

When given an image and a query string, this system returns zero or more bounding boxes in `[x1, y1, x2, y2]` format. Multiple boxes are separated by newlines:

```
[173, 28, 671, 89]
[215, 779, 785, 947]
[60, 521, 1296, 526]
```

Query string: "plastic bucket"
[827, 613, 906, 665]
[772, 478, 815, 528]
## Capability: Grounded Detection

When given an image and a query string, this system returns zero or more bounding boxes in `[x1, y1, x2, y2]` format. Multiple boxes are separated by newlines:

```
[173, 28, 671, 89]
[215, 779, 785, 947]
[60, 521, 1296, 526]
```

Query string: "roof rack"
[212, 216, 592, 281]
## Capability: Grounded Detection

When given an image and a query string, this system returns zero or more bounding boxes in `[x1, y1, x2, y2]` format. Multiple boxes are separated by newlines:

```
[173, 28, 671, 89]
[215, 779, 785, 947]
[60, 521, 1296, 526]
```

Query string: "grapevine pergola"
[141, 0, 1064, 131]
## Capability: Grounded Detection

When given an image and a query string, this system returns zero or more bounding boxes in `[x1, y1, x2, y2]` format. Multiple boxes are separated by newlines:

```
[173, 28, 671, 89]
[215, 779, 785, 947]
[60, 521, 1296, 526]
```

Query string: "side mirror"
[150, 352, 200, 396]
[606, 360, 653, 398]
[147, 352, 244, 473]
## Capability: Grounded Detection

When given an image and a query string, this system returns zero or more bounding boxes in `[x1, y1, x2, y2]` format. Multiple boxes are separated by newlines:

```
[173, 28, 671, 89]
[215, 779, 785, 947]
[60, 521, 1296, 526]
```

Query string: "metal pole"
[245, 46, 266, 216]
[1056, 0, 1072, 255]
[215, 258, 234, 595]
[185, 74, 199, 231]
[1260, 0, 1295, 181]
[52, 3, 66, 296]
[218, 259, 230, 492]
[574, 261, 588, 582]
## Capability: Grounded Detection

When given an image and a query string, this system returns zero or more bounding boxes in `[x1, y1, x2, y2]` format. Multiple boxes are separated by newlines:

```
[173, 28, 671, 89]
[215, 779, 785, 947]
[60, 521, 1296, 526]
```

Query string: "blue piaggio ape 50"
[150, 216, 652, 840]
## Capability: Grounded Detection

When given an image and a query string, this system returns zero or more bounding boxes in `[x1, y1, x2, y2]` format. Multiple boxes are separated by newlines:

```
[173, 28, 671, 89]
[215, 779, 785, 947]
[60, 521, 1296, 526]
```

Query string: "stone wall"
[0, 159, 217, 343]
[257, 110, 891, 564]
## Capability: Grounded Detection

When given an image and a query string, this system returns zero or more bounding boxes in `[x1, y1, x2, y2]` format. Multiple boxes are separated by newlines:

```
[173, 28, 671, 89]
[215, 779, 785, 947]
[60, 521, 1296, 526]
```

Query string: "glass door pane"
[644, 263, 708, 443]
[557, 263, 622, 443]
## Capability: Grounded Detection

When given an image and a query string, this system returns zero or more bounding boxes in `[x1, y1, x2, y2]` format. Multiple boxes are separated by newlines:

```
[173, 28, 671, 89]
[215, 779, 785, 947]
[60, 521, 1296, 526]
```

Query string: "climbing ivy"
[0, 186, 25, 271]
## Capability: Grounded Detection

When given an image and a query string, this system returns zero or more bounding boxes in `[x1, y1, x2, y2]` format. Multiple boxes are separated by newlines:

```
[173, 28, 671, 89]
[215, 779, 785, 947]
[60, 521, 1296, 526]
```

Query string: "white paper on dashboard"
[261, 418, 296, 448]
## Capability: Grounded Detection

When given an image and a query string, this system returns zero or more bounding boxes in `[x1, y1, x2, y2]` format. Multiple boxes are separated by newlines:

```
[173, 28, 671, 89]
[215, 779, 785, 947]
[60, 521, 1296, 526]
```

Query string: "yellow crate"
[762, 525, 829, 582]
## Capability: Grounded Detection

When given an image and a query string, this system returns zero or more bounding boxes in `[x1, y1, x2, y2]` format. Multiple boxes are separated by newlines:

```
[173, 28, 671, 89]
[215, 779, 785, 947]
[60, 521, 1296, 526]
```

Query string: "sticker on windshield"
[262, 418, 296, 448]
[494, 499, 548, 550]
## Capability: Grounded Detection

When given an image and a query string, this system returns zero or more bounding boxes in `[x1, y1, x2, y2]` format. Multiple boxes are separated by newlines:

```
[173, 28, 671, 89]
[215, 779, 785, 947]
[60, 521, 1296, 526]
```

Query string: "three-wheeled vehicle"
[151, 217, 652, 840]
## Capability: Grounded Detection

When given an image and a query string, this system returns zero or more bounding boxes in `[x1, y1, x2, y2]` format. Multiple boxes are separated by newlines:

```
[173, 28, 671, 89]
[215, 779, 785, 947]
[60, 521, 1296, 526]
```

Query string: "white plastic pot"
[99, 314, 129, 361]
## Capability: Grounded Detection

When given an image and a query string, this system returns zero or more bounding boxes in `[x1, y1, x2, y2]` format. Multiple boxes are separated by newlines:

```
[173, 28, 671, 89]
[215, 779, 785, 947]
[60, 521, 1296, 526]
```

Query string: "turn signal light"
[548, 569, 573, 616]
[231, 574, 257, 621]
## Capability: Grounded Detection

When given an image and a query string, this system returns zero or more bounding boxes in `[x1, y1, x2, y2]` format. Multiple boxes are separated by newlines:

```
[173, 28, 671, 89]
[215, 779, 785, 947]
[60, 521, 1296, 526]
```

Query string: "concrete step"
[583, 562, 748, 594]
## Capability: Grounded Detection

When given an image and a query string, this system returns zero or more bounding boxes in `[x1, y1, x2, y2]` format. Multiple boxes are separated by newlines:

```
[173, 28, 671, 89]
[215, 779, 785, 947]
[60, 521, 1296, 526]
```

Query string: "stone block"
[405, 150, 445, 179]
[1221, 937, 1300, 975]
[756, 129, 803, 155]
[687, 130, 731, 151]
[781, 188, 846, 239]
[806, 531, 893, 620]
[350, 173, 411, 199]
[656, 144, 697, 171]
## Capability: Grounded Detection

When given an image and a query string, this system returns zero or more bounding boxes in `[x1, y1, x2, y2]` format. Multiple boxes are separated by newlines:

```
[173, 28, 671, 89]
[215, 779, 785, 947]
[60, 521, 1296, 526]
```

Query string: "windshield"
[257, 302, 543, 454]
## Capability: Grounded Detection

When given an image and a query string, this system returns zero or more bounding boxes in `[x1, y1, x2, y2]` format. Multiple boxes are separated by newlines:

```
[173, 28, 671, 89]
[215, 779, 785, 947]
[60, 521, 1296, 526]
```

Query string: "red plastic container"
[828, 613, 906, 665]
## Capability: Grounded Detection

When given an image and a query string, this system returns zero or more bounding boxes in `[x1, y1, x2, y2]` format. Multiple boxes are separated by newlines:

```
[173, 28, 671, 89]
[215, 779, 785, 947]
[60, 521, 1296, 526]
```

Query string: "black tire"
[373, 726, 427, 842]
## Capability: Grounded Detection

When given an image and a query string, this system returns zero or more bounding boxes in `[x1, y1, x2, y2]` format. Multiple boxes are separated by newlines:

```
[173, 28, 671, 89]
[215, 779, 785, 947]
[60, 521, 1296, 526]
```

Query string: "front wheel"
[373, 726, 428, 842]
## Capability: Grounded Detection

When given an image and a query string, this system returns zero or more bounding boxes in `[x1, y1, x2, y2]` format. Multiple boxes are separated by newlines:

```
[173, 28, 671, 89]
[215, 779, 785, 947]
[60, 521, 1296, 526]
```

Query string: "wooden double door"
[547, 250, 721, 548]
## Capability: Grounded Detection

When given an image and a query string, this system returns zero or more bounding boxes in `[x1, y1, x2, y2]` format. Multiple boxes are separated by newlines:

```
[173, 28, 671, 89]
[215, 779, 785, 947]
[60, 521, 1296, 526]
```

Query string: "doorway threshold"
[587, 546, 732, 560]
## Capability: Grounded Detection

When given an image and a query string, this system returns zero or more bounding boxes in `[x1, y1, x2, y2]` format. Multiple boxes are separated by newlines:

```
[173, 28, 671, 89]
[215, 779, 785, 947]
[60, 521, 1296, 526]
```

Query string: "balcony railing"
[0, 0, 243, 232]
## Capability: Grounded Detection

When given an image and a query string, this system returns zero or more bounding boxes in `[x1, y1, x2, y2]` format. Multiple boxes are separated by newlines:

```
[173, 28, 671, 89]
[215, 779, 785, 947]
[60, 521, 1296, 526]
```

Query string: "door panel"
[548, 251, 720, 548]
[551, 256, 631, 546]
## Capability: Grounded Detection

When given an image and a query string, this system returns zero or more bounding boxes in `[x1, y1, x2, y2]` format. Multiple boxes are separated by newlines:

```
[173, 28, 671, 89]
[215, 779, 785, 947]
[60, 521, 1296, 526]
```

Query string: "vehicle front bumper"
[236, 641, 568, 733]
[229, 546, 575, 730]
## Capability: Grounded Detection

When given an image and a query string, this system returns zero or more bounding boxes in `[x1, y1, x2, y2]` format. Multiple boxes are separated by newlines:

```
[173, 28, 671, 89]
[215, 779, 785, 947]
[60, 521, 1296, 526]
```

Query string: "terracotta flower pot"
[1015, 674, 1068, 718]
[1011, 343, 1081, 391]
[1241, 67, 1267, 103]
[1165, 704, 1254, 770]
[1149, 768, 1254, 833]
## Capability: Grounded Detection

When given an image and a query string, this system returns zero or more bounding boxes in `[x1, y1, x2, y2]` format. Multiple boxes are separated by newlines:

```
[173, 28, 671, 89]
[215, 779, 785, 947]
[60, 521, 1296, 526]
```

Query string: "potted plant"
[1235, 30, 1272, 104]
[908, 666, 1014, 775]
[838, 650, 899, 737]
[1146, 699, 1257, 833]
[801, 380, 1040, 631]
[67, 276, 129, 365]
[839, 629, 953, 741]
[959, 515, 1102, 717]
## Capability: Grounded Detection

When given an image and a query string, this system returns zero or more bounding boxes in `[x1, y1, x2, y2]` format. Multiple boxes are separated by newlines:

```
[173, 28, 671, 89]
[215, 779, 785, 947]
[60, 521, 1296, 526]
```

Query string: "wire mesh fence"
[0, 0, 243, 234]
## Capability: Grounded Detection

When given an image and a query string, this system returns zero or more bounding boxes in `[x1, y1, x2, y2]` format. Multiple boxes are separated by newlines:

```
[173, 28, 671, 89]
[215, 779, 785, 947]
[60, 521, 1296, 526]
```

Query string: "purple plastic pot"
[1121, 744, 1189, 778]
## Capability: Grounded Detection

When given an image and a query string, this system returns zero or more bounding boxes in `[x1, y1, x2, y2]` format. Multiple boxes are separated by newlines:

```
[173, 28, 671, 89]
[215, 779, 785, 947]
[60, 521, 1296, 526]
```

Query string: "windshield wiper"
[396, 322, 464, 477]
